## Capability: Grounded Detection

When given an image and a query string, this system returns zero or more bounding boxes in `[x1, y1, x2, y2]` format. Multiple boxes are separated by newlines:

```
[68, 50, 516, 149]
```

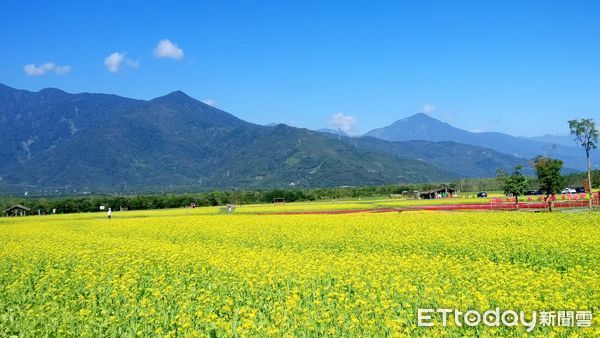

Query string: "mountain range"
[365, 113, 593, 171]
[518, 134, 576, 147]
[0, 83, 588, 194]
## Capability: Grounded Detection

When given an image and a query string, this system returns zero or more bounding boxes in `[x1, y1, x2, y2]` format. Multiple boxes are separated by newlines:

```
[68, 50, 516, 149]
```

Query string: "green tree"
[568, 118, 599, 211]
[593, 170, 600, 188]
[533, 156, 564, 212]
[497, 165, 529, 209]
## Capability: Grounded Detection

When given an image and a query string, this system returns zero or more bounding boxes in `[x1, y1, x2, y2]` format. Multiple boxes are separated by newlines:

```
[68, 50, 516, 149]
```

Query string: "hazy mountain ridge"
[518, 134, 576, 147]
[317, 128, 349, 137]
[365, 113, 593, 170]
[347, 137, 533, 177]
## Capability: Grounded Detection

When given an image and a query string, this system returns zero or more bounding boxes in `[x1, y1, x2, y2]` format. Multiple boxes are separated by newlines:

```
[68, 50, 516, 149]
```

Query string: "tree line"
[2, 170, 598, 216]
[0, 184, 426, 215]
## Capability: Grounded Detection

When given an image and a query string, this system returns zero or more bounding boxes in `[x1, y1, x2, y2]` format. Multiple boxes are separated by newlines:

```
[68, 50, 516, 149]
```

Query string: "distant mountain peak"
[167, 90, 189, 97]
[412, 112, 430, 118]
[151, 90, 194, 103]
[368, 113, 450, 136]
[404, 112, 444, 123]
[38, 87, 67, 95]
[140, 88, 255, 129]
[365, 111, 587, 171]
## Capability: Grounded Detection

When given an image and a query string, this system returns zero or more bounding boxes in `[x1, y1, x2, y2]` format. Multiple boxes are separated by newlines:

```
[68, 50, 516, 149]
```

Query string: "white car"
[561, 188, 576, 194]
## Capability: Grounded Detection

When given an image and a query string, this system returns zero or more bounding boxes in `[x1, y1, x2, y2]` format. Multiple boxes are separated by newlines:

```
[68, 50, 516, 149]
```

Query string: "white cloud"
[24, 63, 71, 76]
[54, 65, 71, 74]
[126, 59, 139, 68]
[330, 113, 357, 134]
[104, 52, 124, 73]
[201, 99, 216, 106]
[153, 39, 184, 60]
[422, 104, 435, 113]
[104, 52, 138, 73]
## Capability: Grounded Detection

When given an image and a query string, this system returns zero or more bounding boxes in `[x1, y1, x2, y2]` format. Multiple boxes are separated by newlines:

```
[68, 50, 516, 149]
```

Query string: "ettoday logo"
[417, 308, 593, 332]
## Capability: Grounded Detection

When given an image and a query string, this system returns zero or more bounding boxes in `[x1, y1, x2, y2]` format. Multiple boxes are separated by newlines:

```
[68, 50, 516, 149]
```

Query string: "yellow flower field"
[1, 210, 599, 337]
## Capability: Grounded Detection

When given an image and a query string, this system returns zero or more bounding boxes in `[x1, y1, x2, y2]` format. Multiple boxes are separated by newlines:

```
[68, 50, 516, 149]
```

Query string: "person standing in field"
[107, 208, 112, 219]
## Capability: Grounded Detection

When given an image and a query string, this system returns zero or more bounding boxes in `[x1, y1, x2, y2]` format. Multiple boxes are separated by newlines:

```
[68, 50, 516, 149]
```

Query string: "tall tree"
[533, 156, 564, 212]
[568, 118, 599, 211]
[497, 165, 529, 209]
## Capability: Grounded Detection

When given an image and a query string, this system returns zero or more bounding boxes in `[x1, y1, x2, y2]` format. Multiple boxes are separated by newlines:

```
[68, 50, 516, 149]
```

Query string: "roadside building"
[3, 204, 31, 217]
[419, 188, 456, 199]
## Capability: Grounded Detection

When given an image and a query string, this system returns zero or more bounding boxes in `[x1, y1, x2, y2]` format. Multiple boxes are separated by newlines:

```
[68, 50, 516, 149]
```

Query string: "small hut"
[419, 188, 456, 200]
[3, 204, 31, 217]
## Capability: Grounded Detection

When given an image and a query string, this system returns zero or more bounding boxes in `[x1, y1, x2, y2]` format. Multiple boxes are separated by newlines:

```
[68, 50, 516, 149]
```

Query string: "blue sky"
[1, 0, 599, 136]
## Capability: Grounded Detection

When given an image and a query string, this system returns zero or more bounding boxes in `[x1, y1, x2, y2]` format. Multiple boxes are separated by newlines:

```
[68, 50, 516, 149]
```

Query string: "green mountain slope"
[365, 112, 590, 170]
[344, 136, 532, 177]
[0, 85, 458, 192]
[0, 84, 540, 193]
[213, 124, 456, 188]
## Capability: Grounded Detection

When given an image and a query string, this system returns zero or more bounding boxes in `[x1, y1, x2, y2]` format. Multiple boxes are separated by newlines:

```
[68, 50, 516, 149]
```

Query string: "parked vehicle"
[561, 188, 576, 194]
[575, 186, 586, 193]
[477, 192, 487, 198]
[524, 190, 543, 196]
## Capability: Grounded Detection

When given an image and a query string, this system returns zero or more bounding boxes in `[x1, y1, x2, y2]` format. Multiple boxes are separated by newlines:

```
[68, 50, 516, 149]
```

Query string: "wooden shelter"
[3, 204, 30, 217]
[419, 188, 456, 200]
